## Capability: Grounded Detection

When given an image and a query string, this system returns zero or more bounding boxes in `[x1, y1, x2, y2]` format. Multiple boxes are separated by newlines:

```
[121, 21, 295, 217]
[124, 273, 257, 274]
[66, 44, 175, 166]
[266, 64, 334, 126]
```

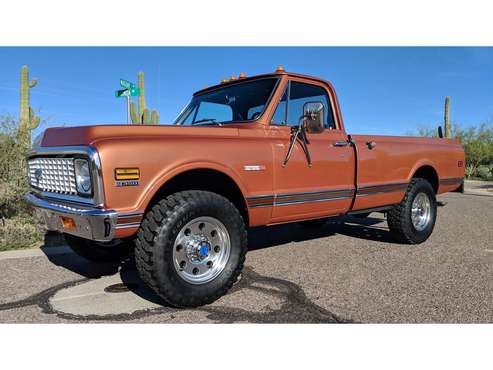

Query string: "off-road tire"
[134, 190, 247, 308]
[64, 234, 132, 262]
[387, 178, 437, 244]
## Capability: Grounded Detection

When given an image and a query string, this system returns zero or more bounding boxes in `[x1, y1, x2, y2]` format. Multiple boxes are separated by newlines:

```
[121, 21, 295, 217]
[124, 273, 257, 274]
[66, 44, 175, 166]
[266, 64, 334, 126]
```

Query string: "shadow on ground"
[5, 215, 399, 323]
[35, 252, 351, 323]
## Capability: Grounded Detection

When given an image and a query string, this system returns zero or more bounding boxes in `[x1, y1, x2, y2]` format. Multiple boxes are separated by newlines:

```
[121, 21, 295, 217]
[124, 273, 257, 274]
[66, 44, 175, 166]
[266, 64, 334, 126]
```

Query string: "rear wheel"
[387, 178, 437, 244]
[135, 190, 247, 308]
[64, 234, 132, 262]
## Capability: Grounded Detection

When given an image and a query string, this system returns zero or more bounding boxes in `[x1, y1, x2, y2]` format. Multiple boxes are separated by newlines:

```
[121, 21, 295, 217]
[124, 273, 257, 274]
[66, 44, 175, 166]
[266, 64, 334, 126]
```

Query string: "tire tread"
[135, 190, 247, 307]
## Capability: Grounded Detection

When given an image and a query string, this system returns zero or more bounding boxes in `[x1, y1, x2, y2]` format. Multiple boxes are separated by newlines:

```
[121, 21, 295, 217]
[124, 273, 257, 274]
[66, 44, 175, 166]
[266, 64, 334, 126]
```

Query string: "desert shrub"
[0, 216, 45, 251]
[0, 115, 43, 250]
[476, 165, 493, 180]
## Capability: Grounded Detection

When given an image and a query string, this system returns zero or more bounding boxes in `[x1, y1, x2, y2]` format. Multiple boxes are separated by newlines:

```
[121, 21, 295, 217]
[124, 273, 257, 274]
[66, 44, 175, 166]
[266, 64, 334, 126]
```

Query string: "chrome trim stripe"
[275, 189, 355, 199]
[274, 195, 353, 207]
[247, 188, 355, 208]
[356, 182, 408, 197]
[246, 182, 409, 208]
[357, 182, 408, 192]
[115, 222, 142, 229]
[117, 212, 144, 219]
[439, 177, 463, 185]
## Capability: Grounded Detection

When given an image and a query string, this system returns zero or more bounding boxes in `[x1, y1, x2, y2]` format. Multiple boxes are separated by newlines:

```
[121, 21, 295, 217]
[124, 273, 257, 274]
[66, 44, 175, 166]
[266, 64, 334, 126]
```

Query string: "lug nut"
[214, 245, 220, 253]
[192, 267, 199, 275]
[207, 261, 213, 268]
[184, 228, 191, 236]
[179, 261, 186, 269]
[210, 230, 217, 237]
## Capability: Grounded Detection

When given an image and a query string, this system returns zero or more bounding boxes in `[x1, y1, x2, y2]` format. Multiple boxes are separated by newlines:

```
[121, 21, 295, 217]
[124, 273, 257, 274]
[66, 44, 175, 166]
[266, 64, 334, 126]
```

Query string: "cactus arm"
[29, 107, 40, 129]
[151, 110, 159, 125]
[129, 101, 140, 124]
[142, 108, 151, 125]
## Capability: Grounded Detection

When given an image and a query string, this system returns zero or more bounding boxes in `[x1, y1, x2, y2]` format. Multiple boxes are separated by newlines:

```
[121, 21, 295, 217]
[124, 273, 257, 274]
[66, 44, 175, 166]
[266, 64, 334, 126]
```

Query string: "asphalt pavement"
[1, 191, 492, 323]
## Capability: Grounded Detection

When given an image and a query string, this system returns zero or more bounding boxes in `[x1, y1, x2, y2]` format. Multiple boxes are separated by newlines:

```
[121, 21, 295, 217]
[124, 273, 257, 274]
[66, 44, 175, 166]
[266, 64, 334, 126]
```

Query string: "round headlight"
[74, 159, 92, 195]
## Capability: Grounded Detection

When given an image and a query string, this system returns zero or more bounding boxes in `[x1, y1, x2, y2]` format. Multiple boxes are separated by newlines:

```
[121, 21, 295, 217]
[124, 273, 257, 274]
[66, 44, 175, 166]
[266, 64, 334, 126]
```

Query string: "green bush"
[476, 165, 493, 180]
[0, 216, 44, 251]
[0, 115, 43, 250]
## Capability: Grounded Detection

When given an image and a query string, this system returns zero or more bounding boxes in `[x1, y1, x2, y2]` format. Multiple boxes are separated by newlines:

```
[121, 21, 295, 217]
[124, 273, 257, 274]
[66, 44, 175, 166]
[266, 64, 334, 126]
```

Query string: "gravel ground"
[0, 192, 492, 323]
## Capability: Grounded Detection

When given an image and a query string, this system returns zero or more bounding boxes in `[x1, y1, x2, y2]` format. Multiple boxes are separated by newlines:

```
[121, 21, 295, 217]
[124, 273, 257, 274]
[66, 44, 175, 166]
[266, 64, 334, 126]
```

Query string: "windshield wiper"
[193, 118, 223, 126]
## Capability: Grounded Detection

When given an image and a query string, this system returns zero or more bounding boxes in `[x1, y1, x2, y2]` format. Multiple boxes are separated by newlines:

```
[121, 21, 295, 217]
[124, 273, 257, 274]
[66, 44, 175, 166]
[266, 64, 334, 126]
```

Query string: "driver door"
[268, 79, 355, 223]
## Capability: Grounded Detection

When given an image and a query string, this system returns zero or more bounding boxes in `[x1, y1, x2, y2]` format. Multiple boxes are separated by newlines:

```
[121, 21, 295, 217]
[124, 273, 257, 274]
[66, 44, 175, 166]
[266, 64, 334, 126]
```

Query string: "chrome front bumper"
[25, 193, 118, 242]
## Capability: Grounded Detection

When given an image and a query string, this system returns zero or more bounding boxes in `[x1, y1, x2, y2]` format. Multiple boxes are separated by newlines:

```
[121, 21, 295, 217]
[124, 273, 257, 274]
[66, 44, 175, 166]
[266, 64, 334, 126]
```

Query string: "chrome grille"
[28, 157, 77, 195]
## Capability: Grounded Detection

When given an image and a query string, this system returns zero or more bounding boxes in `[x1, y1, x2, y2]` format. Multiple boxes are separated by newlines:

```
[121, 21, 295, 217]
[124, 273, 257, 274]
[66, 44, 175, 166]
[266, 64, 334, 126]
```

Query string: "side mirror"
[303, 102, 325, 133]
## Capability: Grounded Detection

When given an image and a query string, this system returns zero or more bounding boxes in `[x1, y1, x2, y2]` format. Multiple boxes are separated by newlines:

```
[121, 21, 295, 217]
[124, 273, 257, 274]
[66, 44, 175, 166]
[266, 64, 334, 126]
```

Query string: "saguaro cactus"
[130, 71, 159, 125]
[444, 96, 451, 138]
[18, 65, 40, 146]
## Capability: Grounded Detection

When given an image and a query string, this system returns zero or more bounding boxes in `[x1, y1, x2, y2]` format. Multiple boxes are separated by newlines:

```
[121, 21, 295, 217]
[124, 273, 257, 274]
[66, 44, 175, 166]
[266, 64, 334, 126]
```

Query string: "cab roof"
[193, 69, 331, 96]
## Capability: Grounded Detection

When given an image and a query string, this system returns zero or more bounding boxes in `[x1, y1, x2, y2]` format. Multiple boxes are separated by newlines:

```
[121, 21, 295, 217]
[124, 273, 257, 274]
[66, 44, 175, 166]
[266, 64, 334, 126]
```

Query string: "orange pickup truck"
[26, 68, 465, 307]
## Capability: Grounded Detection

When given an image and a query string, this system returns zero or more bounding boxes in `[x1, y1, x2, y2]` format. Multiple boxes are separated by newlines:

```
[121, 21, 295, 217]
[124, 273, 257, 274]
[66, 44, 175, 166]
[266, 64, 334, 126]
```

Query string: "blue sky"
[0, 47, 491, 137]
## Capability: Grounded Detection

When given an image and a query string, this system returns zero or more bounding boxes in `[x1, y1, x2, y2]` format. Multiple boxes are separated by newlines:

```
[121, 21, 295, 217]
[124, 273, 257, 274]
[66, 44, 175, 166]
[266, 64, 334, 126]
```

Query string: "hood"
[40, 124, 241, 147]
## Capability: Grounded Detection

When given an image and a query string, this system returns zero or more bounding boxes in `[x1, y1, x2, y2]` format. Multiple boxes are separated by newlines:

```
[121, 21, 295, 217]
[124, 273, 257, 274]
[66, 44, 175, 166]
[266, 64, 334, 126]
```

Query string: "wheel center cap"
[198, 242, 210, 258]
[186, 237, 210, 263]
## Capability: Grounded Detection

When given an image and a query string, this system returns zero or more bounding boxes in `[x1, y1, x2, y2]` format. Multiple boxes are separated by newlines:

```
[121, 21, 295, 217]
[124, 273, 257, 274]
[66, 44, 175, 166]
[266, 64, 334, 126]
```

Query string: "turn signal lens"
[60, 216, 76, 230]
[115, 168, 140, 180]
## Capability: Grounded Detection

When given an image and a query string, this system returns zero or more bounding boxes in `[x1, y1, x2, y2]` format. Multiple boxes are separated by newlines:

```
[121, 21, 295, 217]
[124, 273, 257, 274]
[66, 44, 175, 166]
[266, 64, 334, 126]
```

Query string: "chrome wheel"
[411, 192, 431, 231]
[172, 216, 231, 285]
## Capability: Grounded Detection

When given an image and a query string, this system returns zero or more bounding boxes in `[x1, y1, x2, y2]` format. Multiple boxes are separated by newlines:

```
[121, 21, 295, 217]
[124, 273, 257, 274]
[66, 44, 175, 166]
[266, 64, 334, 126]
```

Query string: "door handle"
[333, 141, 349, 147]
[366, 141, 376, 149]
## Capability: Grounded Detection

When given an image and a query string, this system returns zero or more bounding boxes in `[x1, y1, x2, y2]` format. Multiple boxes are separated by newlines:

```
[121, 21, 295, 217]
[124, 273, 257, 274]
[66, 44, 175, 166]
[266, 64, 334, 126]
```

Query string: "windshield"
[174, 77, 279, 125]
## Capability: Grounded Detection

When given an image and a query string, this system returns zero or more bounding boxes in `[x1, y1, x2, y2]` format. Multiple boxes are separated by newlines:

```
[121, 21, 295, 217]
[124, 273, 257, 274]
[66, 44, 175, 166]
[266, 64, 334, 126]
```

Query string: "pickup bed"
[27, 68, 465, 307]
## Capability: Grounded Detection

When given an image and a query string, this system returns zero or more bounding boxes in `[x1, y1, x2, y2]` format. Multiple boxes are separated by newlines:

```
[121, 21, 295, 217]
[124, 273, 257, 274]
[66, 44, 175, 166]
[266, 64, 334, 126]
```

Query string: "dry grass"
[0, 216, 44, 251]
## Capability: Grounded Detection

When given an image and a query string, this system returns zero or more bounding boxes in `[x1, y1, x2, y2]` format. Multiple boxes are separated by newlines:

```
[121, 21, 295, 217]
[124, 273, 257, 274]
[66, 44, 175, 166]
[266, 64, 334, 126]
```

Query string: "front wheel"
[135, 191, 247, 308]
[387, 178, 437, 244]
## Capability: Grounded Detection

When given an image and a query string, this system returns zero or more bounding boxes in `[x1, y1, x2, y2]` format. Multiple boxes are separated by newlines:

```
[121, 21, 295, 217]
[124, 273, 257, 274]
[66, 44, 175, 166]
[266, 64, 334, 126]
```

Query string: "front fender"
[135, 160, 249, 212]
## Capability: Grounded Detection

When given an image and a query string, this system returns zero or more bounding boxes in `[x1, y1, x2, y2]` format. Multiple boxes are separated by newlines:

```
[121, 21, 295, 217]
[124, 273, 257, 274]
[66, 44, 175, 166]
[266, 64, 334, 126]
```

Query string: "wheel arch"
[141, 164, 250, 225]
[410, 164, 439, 194]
